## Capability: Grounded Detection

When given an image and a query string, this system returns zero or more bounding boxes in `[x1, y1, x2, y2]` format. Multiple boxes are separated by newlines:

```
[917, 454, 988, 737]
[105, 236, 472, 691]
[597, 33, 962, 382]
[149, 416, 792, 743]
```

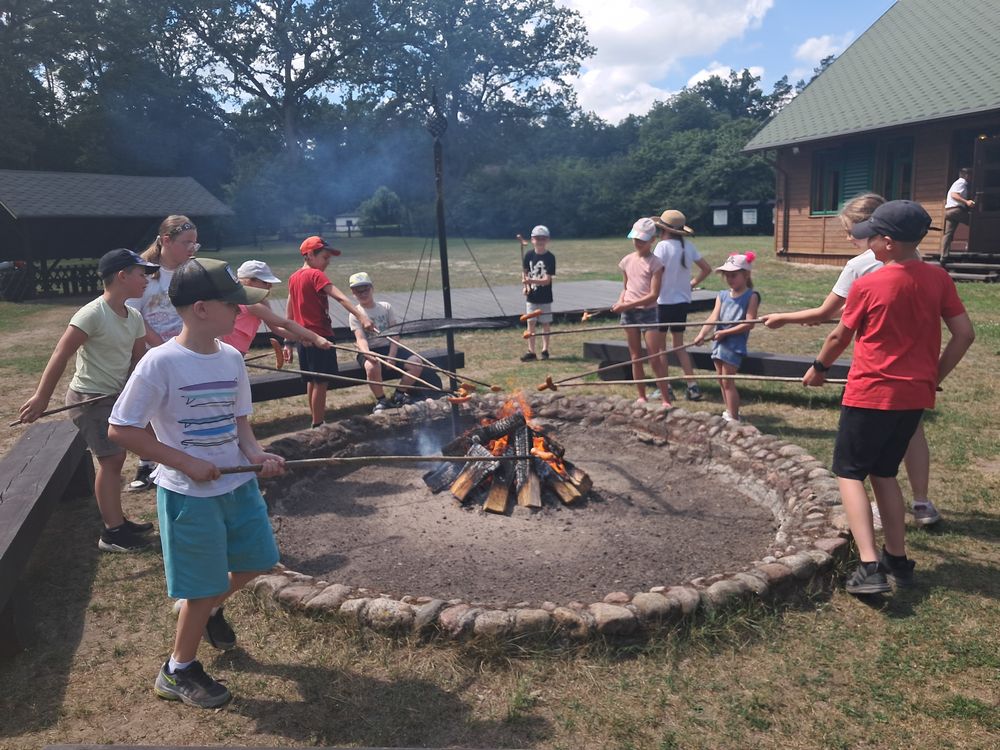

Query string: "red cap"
[299, 236, 341, 256]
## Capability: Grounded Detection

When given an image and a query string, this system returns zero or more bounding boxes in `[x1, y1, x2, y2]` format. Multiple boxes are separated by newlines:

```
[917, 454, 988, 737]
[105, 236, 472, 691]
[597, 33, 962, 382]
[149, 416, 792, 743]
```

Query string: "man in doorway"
[942, 167, 975, 257]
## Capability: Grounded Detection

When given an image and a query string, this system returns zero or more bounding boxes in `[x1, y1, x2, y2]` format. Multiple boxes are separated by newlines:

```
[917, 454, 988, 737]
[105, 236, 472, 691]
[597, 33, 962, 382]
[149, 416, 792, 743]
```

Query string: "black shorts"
[297, 337, 338, 383]
[831, 406, 923, 480]
[355, 344, 391, 371]
[657, 302, 690, 333]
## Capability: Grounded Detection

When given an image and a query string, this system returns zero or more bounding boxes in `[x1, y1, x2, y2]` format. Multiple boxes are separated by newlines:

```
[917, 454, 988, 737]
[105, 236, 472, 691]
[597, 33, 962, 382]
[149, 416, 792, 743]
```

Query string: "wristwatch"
[811, 359, 830, 373]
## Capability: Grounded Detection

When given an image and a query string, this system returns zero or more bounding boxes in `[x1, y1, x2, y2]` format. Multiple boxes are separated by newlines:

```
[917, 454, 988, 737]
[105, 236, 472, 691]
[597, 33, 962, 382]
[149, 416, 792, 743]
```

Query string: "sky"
[564, 0, 897, 123]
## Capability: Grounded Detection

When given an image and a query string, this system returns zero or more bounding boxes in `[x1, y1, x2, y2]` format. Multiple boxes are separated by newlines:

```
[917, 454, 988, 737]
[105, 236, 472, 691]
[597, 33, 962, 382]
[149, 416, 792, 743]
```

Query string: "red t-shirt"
[286, 266, 333, 337]
[841, 260, 966, 410]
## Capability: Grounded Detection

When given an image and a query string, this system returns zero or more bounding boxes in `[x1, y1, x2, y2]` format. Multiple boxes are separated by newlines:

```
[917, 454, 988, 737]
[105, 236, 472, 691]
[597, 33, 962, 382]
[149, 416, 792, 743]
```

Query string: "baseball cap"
[530, 225, 550, 238]
[236, 260, 281, 284]
[98, 248, 159, 277]
[850, 200, 932, 242]
[652, 209, 694, 236]
[716, 251, 756, 272]
[300, 235, 341, 256]
[169, 258, 269, 307]
[627, 217, 658, 242]
[349, 271, 373, 288]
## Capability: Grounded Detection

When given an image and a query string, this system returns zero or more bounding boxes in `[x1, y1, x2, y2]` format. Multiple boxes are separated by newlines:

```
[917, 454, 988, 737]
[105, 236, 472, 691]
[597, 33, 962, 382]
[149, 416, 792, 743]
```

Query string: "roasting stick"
[523, 317, 839, 338]
[9, 393, 114, 427]
[382, 334, 503, 393]
[325, 341, 446, 393]
[245, 361, 443, 391]
[548, 373, 848, 387]
[538, 341, 693, 392]
[219, 454, 537, 475]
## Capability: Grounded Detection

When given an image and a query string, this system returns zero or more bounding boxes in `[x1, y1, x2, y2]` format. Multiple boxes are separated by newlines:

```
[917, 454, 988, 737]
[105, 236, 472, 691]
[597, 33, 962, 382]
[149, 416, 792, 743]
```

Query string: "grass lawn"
[0, 236, 997, 750]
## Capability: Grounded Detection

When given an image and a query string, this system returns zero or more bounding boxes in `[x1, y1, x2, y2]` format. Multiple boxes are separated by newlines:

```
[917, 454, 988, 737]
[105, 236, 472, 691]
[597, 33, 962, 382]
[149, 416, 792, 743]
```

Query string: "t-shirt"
[287, 266, 333, 337]
[945, 177, 969, 208]
[653, 238, 702, 304]
[109, 339, 255, 497]
[523, 250, 556, 304]
[126, 267, 182, 342]
[832, 249, 883, 298]
[68, 296, 146, 395]
[618, 252, 664, 309]
[221, 305, 261, 355]
[349, 300, 397, 350]
[841, 261, 966, 411]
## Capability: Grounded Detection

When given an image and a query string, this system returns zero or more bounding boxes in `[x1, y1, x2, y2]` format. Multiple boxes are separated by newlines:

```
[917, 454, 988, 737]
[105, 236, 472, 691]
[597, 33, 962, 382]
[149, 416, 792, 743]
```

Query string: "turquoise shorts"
[157, 478, 280, 600]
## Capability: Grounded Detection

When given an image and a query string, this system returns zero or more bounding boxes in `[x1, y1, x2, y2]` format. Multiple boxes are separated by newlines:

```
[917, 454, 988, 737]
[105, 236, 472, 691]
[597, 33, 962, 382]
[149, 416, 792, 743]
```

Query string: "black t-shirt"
[523, 250, 556, 304]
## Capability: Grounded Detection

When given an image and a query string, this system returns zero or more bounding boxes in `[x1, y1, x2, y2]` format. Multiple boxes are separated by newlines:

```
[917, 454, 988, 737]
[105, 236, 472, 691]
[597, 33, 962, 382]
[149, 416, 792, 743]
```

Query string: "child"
[221, 260, 336, 355]
[285, 236, 374, 428]
[692, 252, 761, 423]
[347, 272, 432, 413]
[19, 249, 159, 552]
[126, 215, 201, 492]
[763, 193, 942, 527]
[651, 209, 712, 402]
[520, 225, 556, 361]
[803, 200, 973, 595]
[108, 257, 286, 709]
[610, 218, 672, 407]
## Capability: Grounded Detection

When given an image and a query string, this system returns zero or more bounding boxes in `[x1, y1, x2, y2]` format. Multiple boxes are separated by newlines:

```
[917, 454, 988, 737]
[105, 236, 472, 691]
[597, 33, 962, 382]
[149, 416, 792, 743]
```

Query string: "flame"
[531, 435, 567, 477]
[488, 434, 509, 456]
[498, 391, 534, 422]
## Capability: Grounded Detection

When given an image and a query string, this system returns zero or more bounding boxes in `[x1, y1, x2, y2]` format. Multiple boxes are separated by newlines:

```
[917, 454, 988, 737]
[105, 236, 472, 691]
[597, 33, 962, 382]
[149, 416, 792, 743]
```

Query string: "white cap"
[236, 260, 281, 283]
[627, 217, 657, 242]
[349, 271, 373, 288]
[716, 252, 757, 272]
[530, 225, 550, 238]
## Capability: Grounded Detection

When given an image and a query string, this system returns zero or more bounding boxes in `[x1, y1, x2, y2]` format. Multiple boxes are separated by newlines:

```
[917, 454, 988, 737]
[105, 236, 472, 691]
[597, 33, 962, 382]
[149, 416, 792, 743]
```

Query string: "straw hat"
[652, 209, 694, 236]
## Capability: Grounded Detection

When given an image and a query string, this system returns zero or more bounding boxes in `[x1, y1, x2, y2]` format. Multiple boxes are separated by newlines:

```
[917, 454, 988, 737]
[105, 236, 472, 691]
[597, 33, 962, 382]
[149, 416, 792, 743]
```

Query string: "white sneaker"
[722, 410, 739, 423]
[912, 500, 942, 526]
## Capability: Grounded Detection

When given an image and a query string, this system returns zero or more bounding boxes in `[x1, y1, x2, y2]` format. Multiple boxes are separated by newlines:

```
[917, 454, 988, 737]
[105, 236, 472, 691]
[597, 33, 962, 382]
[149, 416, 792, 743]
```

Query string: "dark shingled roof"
[744, 0, 1000, 152]
[0, 170, 232, 219]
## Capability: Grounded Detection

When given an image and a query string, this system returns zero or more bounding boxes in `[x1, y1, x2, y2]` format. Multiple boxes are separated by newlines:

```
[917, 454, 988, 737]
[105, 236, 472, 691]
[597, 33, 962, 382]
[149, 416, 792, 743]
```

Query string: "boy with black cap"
[19, 248, 159, 552]
[108, 258, 287, 708]
[803, 200, 974, 595]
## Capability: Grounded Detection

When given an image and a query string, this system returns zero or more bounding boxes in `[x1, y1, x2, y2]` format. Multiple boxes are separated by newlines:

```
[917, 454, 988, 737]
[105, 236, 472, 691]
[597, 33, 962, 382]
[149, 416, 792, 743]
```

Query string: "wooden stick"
[219, 454, 537, 475]
[549, 374, 848, 387]
[524, 317, 839, 338]
[245, 361, 447, 391]
[539, 341, 693, 391]
[10, 394, 114, 427]
[382, 334, 503, 393]
[331, 341, 445, 393]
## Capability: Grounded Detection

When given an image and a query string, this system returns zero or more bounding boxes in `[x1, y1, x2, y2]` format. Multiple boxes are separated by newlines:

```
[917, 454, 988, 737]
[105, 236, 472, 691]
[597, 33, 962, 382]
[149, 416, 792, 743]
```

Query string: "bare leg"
[363, 358, 385, 399]
[838, 477, 879, 562]
[541, 322, 551, 354]
[526, 318, 536, 354]
[716, 361, 740, 418]
[871, 475, 907, 557]
[625, 327, 646, 400]
[172, 571, 262, 662]
[307, 381, 327, 425]
[95, 451, 128, 528]
[673, 330, 697, 384]
[903, 422, 930, 503]
[644, 328, 671, 406]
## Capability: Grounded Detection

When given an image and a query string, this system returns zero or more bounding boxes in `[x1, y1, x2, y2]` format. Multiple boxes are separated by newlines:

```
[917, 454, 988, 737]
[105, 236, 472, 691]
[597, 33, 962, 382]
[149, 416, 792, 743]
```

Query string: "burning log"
[470, 413, 526, 444]
[564, 460, 593, 495]
[483, 450, 514, 514]
[450, 444, 500, 502]
[423, 461, 462, 493]
[513, 426, 532, 491]
[532, 457, 582, 505]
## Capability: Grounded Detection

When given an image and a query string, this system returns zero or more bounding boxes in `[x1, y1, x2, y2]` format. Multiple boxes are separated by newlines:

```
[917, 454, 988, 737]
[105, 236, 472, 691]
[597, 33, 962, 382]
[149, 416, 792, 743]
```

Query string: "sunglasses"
[168, 222, 196, 236]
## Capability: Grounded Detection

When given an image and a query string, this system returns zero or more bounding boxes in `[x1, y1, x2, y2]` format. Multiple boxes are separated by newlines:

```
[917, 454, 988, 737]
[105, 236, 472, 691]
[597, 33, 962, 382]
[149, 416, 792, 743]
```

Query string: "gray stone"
[588, 603, 637, 635]
[702, 579, 751, 612]
[365, 598, 415, 633]
[733, 572, 770, 597]
[304, 583, 353, 612]
[755, 563, 796, 590]
[438, 604, 480, 637]
[276, 584, 320, 608]
[664, 586, 701, 615]
[603, 591, 631, 604]
[777, 552, 819, 580]
[339, 598, 370, 622]
[552, 606, 593, 639]
[814, 536, 850, 559]
[513, 608, 552, 636]
[251, 574, 291, 597]
[473, 610, 513, 638]
[631, 592, 679, 624]
[778, 444, 807, 457]
[803, 548, 834, 570]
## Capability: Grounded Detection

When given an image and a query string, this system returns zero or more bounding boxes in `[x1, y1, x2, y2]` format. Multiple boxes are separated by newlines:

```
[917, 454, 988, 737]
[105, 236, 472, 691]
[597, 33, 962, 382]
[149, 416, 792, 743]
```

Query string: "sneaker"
[98, 524, 152, 553]
[372, 397, 389, 414]
[844, 561, 891, 595]
[519, 351, 537, 362]
[721, 410, 740, 423]
[912, 501, 941, 526]
[128, 464, 154, 492]
[122, 517, 154, 534]
[879, 548, 916, 588]
[204, 606, 237, 650]
[154, 661, 232, 709]
[870, 502, 883, 531]
[392, 391, 412, 406]
[541, 350, 550, 360]
[686, 384, 703, 401]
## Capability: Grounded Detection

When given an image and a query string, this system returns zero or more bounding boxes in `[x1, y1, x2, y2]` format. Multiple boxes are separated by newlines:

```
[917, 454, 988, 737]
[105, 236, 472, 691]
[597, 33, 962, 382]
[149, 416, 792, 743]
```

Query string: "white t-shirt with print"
[126, 267, 182, 342]
[349, 300, 398, 349]
[653, 238, 703, 305]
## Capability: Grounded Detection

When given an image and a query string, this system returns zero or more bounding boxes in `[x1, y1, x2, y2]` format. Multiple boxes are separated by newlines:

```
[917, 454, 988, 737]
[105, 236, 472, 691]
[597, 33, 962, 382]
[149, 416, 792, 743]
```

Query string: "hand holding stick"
[517, 234, 530, 296]
[219, 453, 537, 475]
[538, 342, 692, 391]
[10, 393, 115, 427]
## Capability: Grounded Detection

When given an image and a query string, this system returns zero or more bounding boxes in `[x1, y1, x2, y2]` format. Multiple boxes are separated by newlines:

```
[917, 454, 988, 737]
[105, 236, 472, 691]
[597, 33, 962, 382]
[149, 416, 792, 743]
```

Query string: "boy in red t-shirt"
[803, 201, 974, 595]
[285, 236, 374, 427]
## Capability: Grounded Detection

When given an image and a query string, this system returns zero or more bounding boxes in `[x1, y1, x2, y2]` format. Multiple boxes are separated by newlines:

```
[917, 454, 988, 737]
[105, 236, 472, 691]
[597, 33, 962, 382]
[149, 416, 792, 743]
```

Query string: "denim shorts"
[157, 478, 280, 599]
[620, 307, 658, 330]
[712, 339, 745, 368]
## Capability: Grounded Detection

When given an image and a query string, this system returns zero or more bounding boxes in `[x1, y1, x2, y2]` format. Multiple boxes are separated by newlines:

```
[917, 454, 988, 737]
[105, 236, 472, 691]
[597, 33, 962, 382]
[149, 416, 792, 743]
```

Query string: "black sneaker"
[540, 350, 550, 360]
[879, 548, 916, 588]
[204, 606, 237, 650]
[372, 397, 390, 414]
[519, 351, 537, 362]
[154, 661, 231, 708]
[392, 391, 412, 406]
[98, 524, 152, 553]
[845, 561, 891, 595]
[128, 464, 154, 492]
[121, 517, 154, 534]
[686, 384, 703, 401]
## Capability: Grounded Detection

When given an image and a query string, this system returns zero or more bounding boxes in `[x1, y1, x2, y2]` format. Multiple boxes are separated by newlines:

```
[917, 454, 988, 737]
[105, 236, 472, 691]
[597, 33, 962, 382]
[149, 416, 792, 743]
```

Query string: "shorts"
[356, 344, 392, 370]
[657, 302, 690, 333]
[297, 337, 338, 383]
[157, 478, 280, 600]
[526, 302, 553, 324]
[711, 340, 745, 369]
[832, 406, 924, 481]
[620, 307, 658, 331]
[67, 388, 122, 458]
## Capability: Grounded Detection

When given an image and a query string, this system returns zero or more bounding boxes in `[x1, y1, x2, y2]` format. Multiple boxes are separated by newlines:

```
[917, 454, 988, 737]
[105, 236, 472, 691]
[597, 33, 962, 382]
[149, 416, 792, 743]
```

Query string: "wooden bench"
[582, 340, 851, 380]
[1, 421, 93, 656]
[250, 347, 465, 402]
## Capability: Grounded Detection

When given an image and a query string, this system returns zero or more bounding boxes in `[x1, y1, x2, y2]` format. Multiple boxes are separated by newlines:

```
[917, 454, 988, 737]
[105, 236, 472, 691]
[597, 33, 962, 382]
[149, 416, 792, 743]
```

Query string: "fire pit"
[253, 394, 851, 641]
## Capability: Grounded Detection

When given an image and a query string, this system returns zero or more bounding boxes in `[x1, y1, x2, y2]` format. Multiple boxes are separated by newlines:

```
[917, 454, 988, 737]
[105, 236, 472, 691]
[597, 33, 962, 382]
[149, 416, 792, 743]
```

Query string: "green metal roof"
[744, 0, 1000, 152]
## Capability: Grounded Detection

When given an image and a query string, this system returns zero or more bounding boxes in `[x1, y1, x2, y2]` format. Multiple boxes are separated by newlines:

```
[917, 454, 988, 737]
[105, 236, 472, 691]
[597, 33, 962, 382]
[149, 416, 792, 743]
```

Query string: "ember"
[423, 395, 592, 513]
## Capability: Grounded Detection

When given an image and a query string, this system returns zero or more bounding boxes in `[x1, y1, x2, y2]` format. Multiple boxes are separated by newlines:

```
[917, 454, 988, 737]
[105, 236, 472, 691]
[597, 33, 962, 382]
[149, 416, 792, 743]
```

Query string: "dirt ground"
[270, 418, 776, 604]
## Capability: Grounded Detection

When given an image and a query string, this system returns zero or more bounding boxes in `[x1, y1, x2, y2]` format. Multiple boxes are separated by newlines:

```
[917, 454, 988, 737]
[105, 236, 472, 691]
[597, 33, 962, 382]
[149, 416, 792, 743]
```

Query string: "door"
[968, 134, 1000, 255]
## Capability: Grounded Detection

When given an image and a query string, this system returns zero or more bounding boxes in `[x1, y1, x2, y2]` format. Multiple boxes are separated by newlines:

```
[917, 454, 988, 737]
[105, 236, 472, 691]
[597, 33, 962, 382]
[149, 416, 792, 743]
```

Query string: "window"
[742, 208, 758, 225]
[880, 138, 914, 200]
[713, 209, 729, 226]
[811, 143, 874, 215]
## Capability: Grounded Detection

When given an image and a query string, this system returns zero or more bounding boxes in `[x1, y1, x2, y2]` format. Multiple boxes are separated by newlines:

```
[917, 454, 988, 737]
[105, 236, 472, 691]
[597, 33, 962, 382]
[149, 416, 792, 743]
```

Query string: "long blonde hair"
[142, 215, 196, 278]
[839, 193, 885, 231]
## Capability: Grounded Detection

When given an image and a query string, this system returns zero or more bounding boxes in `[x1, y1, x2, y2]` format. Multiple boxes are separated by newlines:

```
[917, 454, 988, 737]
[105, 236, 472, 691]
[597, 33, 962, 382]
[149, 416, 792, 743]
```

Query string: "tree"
[690, 68, 770, 122]
[358, 186, 404, 232]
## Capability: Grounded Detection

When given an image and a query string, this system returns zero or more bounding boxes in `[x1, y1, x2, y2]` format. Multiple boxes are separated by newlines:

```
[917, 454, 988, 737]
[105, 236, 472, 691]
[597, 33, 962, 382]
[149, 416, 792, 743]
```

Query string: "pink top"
[221, 305, 261, 355]
[618, 252, 664, 309]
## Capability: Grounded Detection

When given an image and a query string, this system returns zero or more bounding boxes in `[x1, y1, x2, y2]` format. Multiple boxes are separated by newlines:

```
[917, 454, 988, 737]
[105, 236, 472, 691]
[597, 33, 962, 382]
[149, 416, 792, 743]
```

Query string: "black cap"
[168, 258, 269, 307]
[98, 248, 159, 277]
[850, 200, 932, 242]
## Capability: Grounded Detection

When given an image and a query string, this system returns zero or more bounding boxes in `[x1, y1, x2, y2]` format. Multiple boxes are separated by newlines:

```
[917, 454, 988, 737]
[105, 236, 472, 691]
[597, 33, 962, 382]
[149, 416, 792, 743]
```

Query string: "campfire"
[422, 396, 592, 513]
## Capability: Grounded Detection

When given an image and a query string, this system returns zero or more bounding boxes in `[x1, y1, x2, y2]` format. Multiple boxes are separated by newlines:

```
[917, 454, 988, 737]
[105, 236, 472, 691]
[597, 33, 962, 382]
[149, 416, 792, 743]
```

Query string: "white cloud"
[793, 32, 854, 64]
[564, 0, 774, 122]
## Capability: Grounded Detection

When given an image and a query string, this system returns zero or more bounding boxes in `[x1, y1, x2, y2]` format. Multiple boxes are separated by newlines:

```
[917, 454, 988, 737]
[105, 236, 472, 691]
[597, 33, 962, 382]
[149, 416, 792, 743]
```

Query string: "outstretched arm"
[19, 325, 88, 423]
[803, 321, 854, 386]
[763, 291, 845, 329]
[325, 284, 374, 331]
[251, 302, 332, 349]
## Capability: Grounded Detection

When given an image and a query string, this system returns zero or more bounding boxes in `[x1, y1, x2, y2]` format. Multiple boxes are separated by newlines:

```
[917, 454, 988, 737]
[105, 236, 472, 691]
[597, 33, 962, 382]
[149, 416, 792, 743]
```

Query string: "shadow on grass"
[747, 413, 838, 443]
[918, 508, 1000, 546]
[222, 651, 550, 748]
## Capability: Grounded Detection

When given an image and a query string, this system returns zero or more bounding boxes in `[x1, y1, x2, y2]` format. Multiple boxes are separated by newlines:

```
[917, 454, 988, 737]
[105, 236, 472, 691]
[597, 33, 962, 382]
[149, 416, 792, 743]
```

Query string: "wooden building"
[743, 0, 1000, 272]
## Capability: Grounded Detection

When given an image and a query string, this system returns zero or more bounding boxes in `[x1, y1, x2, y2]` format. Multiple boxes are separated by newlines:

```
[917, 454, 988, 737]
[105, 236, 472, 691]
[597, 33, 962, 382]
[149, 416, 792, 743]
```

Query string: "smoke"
[413, 424, 445, 457]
